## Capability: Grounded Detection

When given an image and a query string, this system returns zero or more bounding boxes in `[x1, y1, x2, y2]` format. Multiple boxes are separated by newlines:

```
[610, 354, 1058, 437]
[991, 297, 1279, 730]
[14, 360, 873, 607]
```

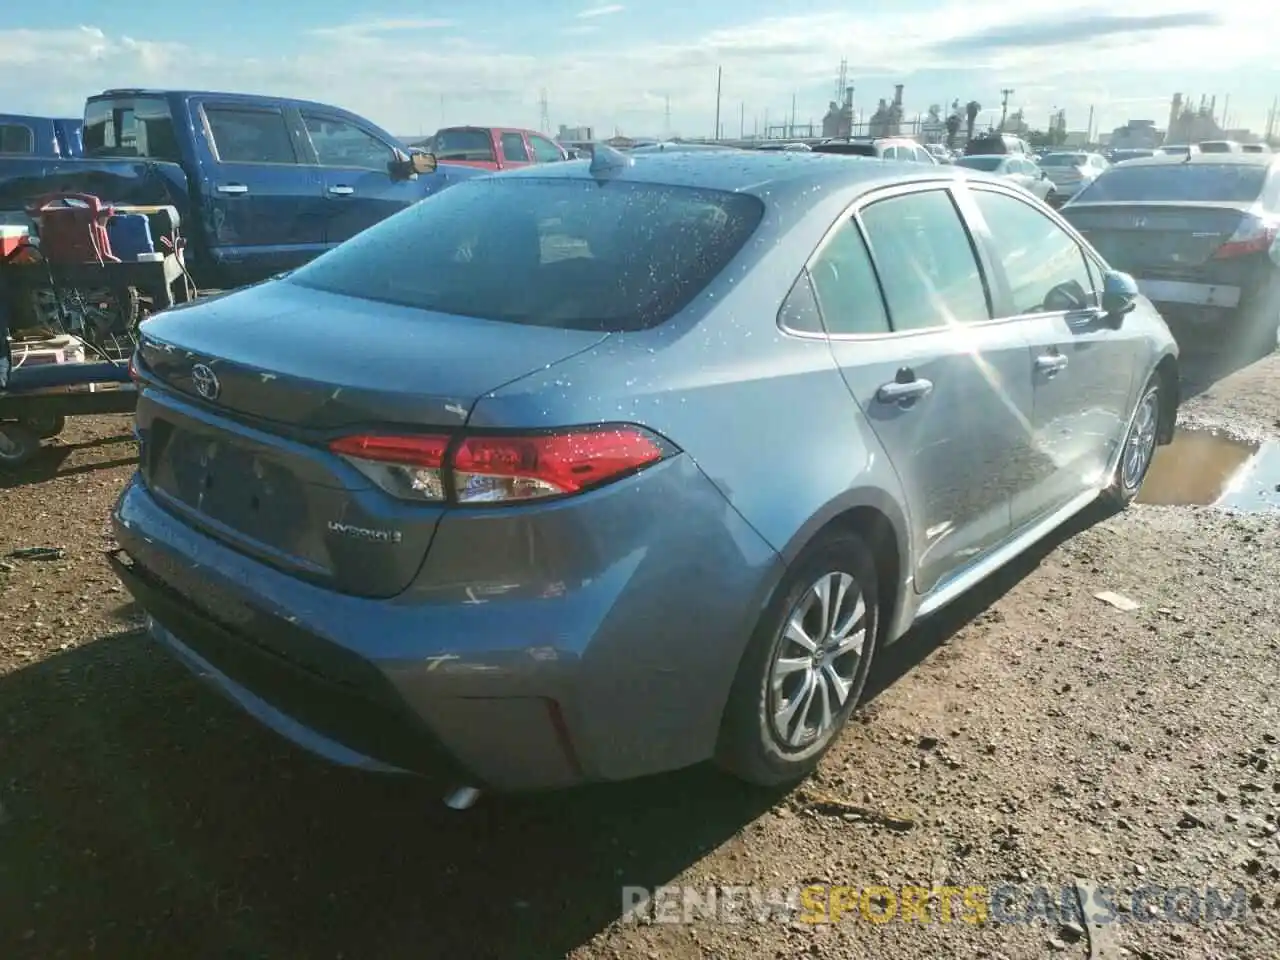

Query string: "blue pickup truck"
[0, 114, 83, 160]
[0, 90, 484, 288]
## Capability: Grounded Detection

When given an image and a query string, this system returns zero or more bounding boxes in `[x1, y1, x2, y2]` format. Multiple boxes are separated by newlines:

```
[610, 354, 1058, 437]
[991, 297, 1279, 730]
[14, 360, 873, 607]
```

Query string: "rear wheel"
[0, 422, 40, 469]
[1103, 376, 1161, 508]
[716, 530, 880, 787]
[24, 413, 66, 440]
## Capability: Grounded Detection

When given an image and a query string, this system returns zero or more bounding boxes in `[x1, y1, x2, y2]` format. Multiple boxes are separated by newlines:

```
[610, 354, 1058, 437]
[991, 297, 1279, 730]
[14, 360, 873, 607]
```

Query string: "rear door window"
[858, 189, 991, 330]
[500, 133, 530, 163]
[970, 188, 1096, 315]
[808, 219, 890, 335]
[205, 107, 298, 164]
[0, 123, 34, 154]
[286, 178, 764, 332]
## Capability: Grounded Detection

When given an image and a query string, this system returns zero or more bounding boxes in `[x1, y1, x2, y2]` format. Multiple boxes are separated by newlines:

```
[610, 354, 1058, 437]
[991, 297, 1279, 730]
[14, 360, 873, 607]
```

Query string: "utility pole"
[664, 95, 671, 140]
[538, 88, 550, 134]
[790, 93, 797, 138]
[1087, 104, 1095, 144]
[713, 66, 722, 142]
[740, 102, 745, 138]
[999, 88, 1013, 130]
[1221, 94, 1230, 129]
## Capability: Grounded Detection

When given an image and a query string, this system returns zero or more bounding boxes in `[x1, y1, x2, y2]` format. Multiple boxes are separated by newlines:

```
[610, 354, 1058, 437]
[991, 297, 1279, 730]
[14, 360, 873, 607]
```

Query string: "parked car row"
[0, 91, 586, 290]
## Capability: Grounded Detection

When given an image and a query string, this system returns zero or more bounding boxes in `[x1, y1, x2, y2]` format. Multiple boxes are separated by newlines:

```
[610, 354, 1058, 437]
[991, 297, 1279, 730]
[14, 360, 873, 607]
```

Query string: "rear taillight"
[1213, 216, 1280, 259]
[329, 425, 673, 504]
[127, 353, 139, 383]
[329, 433, 450, 501]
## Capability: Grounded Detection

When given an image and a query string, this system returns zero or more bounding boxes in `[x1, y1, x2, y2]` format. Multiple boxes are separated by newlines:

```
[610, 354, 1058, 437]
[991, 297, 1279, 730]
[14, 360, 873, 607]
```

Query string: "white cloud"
[308, 19, 455, 38]
[0, 4, 1270, 139]
[577, 5, 624, 18]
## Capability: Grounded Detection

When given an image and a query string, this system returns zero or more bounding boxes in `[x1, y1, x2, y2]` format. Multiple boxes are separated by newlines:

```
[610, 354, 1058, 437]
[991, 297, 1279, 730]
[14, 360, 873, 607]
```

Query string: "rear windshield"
[955, 156, 1003, 171]
[967, 137, 1012, 154]
[1075, 163, 1268, 203]
[1040, 153, 1086, 167]
[812, 142, 877, 157]
[286, 177, 764, 332]
[428, 129, 496, 162]
[83, 96, 181, 161]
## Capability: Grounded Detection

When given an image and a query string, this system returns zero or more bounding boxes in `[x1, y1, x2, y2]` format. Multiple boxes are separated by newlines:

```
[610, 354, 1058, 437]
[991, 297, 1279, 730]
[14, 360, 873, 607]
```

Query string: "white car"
[1039, 151, 1110, 203]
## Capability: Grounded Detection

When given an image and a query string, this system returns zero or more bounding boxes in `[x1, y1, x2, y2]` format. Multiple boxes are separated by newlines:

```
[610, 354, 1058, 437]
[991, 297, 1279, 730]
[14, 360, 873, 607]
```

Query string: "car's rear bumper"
[110, 459, 782, 791]
[1136, 279, 1242, 310]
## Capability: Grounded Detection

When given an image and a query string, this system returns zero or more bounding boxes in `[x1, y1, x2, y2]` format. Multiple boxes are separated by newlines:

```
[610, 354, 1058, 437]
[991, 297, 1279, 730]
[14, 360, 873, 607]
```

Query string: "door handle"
[875, 377, 934, 405]
[328, 185, 355, 196]
[215, 183, 248, 195]
[1035, 354, 1069, 374]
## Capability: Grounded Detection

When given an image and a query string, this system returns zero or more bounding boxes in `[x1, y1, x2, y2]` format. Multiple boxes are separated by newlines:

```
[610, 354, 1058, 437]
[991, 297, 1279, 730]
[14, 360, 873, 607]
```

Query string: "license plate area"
[149, 420, 310, 544]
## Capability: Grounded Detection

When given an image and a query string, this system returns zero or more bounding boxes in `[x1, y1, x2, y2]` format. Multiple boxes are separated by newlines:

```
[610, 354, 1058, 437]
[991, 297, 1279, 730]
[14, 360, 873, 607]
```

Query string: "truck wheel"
[0, 422, 40, 469]
[24, 414, 67, 440]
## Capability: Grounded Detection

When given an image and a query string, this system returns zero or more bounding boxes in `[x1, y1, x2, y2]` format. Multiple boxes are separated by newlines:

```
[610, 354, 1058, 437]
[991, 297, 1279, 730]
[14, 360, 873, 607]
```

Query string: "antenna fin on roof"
[589, 143, 633, 180]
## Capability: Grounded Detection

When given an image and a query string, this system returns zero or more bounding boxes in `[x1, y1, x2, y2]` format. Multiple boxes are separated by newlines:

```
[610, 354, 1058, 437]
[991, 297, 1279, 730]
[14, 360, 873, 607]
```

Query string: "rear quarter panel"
[470, 180, 915, 594]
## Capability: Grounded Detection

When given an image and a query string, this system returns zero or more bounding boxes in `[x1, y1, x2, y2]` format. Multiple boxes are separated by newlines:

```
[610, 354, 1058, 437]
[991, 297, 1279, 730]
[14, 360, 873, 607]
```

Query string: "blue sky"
[4, 1, 1276, 140]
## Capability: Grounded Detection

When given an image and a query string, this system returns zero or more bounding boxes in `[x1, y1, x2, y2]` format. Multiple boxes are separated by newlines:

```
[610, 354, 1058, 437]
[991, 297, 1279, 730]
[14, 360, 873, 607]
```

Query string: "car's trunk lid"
[138, 280, 607, 429]
[1063, 201, 1253, 275]
[136, 280, 608, 598]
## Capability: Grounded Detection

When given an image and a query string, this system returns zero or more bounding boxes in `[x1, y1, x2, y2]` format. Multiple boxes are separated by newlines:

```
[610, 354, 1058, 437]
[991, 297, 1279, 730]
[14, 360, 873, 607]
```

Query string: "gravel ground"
[1, 345, 1278, 960]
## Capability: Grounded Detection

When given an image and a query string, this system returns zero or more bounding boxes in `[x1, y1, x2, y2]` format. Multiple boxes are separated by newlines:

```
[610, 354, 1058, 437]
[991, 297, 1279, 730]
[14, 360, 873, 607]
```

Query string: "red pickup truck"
[415, 126, 569, 171]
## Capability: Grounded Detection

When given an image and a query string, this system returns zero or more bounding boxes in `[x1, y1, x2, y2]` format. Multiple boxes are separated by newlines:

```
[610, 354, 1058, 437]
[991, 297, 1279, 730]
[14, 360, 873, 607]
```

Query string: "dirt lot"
[2, 341, 1278, 960]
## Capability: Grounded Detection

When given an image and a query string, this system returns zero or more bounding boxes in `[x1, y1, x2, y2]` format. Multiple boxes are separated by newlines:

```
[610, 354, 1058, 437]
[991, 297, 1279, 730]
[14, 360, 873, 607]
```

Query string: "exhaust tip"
[443, 785, 482, 811]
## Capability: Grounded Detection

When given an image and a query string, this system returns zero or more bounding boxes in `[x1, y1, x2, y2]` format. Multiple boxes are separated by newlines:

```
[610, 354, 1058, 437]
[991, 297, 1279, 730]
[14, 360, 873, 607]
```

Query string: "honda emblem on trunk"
[191, 363, 220, 400]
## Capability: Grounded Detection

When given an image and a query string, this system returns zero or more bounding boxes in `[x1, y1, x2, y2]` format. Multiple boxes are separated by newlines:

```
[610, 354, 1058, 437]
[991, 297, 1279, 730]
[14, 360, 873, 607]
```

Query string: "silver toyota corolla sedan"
[111, 149, 1179, 805]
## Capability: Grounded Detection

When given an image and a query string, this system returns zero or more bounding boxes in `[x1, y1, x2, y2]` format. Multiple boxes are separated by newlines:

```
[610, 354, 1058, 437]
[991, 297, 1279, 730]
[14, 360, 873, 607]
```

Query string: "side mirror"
[389, 148, 438, 181]
[410, 149, 438, 175]
[1101, 270, 1140, 325]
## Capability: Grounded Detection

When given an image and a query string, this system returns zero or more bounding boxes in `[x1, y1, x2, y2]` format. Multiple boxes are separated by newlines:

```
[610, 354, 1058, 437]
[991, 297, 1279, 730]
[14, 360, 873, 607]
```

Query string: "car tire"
[715, 529, 880, 787]
[25, 414, 66, 440]
[1103, 375, 1161, 509]
[0, 422, 41, 469]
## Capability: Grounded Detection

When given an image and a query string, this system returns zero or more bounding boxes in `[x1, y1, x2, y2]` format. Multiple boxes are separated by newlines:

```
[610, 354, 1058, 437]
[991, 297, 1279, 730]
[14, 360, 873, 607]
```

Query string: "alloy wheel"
[768, 571, 868, 749]
[1122, 386, 1160, 491]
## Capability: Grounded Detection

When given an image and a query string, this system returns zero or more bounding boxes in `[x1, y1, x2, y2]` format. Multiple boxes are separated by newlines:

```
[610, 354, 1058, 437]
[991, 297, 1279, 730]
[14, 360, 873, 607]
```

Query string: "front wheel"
[1103, 376, 1161, 508]
[716, 530, 880, 787]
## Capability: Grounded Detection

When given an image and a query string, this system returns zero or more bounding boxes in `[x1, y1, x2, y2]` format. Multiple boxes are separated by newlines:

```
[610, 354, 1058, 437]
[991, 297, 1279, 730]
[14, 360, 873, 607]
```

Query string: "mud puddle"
[1139, 429, 1280, 511]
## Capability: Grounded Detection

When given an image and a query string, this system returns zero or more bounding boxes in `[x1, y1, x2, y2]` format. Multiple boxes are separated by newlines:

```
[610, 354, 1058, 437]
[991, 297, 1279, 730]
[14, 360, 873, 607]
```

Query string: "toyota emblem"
[191, 363, 220, 400]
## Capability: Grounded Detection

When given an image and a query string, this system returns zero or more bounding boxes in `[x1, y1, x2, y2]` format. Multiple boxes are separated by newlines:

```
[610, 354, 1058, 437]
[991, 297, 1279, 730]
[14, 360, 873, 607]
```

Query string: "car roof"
[1104, 153, 1277, 169]
[497, 149, 971, 203]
